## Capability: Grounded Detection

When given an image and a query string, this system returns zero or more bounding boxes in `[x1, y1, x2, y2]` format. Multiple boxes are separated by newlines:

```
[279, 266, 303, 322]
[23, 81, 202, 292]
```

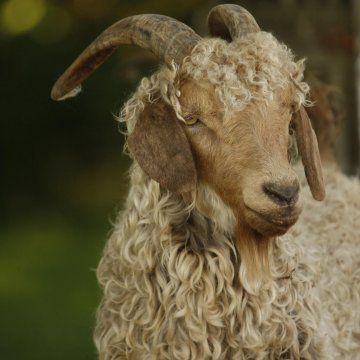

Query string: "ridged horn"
[207, 4, 260, 41]
[51, 14, 201, 101]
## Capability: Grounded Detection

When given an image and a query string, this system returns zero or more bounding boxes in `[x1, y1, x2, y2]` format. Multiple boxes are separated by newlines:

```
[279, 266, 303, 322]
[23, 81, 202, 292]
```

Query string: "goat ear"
[294, 106, 325, 201]
[127, 100, 197, 193]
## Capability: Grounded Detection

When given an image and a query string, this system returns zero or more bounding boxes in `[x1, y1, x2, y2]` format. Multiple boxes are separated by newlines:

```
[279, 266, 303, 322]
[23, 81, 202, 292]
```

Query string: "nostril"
[263, 182, 300, 205]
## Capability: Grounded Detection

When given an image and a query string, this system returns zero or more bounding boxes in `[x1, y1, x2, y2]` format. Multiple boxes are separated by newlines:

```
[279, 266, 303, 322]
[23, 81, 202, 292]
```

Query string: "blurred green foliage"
[0, 216, 104, 359]
[1, 0, 358, 359]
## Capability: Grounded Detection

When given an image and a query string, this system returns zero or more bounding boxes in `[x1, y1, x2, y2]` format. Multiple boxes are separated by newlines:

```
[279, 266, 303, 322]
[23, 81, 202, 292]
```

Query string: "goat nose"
[263, 182, 300, 205]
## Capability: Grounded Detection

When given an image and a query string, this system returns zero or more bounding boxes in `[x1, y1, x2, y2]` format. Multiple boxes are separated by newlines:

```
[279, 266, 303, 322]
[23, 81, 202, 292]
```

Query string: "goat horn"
[51, 14, 201, 101]
[207, 4, 260, 41]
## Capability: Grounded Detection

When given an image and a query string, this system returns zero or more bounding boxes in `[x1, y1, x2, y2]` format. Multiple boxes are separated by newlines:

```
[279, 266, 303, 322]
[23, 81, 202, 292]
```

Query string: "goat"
[51, 4, 359, 359]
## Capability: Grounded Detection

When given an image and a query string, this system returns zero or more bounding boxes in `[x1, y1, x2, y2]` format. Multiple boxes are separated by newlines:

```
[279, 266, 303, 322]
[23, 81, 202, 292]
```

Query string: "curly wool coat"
[93, 33, 360, 360]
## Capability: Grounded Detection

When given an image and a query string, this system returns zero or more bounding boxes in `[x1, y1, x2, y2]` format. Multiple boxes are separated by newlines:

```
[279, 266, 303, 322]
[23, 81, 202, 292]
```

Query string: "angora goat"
[51, 4, 360, 359]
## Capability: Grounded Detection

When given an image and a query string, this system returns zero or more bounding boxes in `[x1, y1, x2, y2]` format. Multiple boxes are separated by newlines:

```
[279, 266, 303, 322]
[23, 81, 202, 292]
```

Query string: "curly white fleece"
[94, 32, 360, 359]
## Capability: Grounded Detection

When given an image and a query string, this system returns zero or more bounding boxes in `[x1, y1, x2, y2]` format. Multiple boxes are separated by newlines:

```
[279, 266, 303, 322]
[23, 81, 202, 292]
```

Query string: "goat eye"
[184, 115, 199, 126]
[289, 103, 297, 115]
[289, 119, 295, 135]
[288, 119, 298, 163]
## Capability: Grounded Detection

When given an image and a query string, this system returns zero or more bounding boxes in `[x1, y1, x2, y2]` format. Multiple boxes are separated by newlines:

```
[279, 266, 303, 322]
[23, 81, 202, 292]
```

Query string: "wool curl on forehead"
[120, 31, 310, 136]
[179, 31, 310, 114]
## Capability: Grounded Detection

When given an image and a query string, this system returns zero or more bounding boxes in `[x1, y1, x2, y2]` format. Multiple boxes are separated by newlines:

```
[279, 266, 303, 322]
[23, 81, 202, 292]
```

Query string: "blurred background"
[1, 0, 359, 359]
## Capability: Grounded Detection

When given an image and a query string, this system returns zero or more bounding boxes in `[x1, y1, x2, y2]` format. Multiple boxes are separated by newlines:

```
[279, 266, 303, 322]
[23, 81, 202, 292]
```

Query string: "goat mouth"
[244, 206, 300, 235]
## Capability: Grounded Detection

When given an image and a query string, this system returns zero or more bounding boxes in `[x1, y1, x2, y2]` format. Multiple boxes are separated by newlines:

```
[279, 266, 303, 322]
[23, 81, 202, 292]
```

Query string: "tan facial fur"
[180, 79, 302, 234]
[179, 79, 303, 287]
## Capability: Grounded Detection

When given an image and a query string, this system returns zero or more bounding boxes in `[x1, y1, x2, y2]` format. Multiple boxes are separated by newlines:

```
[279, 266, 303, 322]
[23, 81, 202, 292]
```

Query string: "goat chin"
[243, 206, 301, 237]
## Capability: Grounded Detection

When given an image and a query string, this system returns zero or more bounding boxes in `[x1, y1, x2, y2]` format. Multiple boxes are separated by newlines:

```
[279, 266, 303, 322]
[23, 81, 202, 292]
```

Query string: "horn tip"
[51, 84, 82, 101]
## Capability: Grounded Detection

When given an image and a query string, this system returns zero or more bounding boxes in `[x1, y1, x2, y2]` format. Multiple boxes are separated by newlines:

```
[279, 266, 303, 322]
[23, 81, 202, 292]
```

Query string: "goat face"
[179, 79, 302, 236]
[51, 6, 325, 239]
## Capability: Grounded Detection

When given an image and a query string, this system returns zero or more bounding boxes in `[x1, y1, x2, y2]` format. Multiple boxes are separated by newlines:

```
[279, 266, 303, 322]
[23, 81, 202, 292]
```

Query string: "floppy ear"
[294, 106, 325, 201]
[127, 100, 197, 193]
